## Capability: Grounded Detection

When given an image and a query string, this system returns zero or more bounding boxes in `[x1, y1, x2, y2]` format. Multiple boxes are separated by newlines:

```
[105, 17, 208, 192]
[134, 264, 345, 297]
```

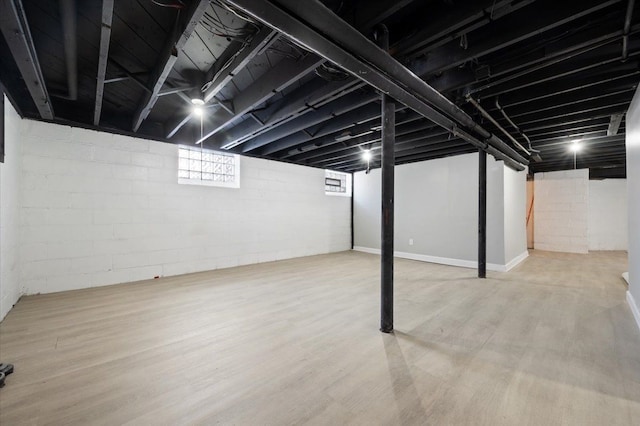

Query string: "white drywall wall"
[503, 165, 528, 267]
[18, 120, 351, 295]
[588, 179, 628, 250]
[626, 87, 640, 330]
[354, 153, 527, 271]
[1, 96, 23, 320]
[534, 169, 589, 254]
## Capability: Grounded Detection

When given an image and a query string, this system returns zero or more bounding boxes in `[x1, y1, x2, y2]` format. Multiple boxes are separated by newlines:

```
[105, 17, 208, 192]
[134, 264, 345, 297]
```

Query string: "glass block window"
[325, 170, 352, 197]
[178, 145, 240, 188]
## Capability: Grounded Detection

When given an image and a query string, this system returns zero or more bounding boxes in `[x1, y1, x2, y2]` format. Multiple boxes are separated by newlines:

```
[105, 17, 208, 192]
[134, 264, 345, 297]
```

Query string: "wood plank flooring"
[1, 250, 639, 425]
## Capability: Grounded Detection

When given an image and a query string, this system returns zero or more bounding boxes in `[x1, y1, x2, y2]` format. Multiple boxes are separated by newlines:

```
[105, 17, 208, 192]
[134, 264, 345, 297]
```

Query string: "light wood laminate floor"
[1, 250, 639, 425]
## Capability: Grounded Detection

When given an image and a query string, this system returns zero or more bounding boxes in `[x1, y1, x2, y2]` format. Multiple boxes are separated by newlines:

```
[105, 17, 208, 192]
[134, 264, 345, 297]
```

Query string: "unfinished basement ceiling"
[0, 0, 637, 177]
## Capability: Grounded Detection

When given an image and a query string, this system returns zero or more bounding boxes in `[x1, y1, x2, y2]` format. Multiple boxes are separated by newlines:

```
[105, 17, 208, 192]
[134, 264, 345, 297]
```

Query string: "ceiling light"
[191, 90, 204, 105]
[193, 105, 203, 116]
[570, 140, 581, 152]
[362, 149, 372, 161]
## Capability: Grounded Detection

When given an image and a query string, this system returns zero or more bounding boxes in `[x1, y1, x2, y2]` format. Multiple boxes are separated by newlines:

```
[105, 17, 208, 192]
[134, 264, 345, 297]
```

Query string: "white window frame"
[325, 170, 352, 197]
[178, 145, 240, 188]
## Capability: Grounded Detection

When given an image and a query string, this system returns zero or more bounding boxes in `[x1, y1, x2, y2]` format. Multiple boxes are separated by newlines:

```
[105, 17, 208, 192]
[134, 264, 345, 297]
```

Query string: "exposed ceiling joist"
[476, 50, 640, 98]
[308, 127, 450, 167]
[207, 78, 364, 150]
[233, 0, 528, 169]
[238, 91, 378, 152]
[93, 0, 114, 126]
[202, 28, 279, 103]
[356, 0, 416, 32]
[410, 0, 622, 77]
[0, 0, 54, 119]
[340, 142, 474, 171]
[256, 102, 387, 155]
[285, 112, 428, 161]
[529, 122, 611, 138]
[0, 0, 633, 177]
[607, 113, 624, 135]
[192, 53, 324, 142]
[535, 133, 624, 147]
[485, 24, 639, 83]
[498, 70, 640, 108]
[446, 25, 640, 97]
[396, 0, 532, 58]
[499, 91, 634, 122]
[254, 78, 356, 124]
[132, 0, 210, 132]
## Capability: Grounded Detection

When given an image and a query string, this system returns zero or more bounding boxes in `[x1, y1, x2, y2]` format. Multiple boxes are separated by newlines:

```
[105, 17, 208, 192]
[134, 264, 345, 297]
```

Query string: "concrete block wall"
[18, 120, 351, 295]
[1, 96, 23, 320]
[534, 169, 589, 254]
[588, 179, 628, 250]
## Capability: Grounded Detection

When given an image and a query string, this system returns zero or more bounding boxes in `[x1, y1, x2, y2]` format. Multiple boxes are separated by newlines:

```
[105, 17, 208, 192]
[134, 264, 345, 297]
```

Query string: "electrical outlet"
[409, 238, 414, 246]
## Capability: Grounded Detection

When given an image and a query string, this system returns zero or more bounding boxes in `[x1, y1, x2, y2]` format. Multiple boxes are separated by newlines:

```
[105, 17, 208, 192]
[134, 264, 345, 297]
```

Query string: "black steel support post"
[350, 172, 355, 249]
[478, 148, 487, 278]
[377, 25, 395, 333]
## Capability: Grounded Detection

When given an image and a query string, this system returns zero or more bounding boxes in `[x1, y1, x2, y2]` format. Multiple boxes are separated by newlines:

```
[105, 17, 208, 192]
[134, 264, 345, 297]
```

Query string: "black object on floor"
[0, 372, 5, 388]
[0, 363, 14, 375]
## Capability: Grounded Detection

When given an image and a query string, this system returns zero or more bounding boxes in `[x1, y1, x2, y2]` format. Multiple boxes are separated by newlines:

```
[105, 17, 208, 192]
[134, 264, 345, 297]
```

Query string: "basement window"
[178, 145, 240, 188]
[325, 170, 352, 197]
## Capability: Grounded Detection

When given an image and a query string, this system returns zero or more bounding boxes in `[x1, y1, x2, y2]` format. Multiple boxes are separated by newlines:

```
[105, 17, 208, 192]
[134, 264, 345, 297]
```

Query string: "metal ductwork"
[59, 0, 77, 100]
[465, 95, 530, 156]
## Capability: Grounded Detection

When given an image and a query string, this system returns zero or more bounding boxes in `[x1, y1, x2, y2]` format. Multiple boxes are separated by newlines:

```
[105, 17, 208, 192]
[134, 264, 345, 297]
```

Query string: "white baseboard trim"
[504, 250, 529, 272]
[353, 246, 380, 256]
[626, 291, 640, 333]
[352, 246, 523, 272]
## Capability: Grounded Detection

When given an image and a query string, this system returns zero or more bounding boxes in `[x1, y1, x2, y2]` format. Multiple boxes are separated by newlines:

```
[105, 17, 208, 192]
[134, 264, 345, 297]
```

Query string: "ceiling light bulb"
[570, 140, 581, 152]
[193, 105, 203, 116]
[362, 150, 372, 161]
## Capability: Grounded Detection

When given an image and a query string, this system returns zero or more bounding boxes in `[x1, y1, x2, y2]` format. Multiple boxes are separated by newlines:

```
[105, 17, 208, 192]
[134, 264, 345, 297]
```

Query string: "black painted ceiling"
[0, 0, 636, 177]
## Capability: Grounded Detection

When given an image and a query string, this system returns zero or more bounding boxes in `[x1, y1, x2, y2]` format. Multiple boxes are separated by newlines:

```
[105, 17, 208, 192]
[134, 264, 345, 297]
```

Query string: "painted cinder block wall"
[1, 96, 23, 321]
[533, 169, 589, 254]
[533, 171, 628, 253]
[15, 119, 351, 296]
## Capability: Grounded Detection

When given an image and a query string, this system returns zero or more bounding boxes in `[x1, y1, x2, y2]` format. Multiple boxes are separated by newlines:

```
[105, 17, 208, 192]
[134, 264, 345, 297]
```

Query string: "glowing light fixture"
[193, 105, 204, 117]
[570, 140, 582, 169]
[569, 140, 581, 152]
[362, 149, 372, 174]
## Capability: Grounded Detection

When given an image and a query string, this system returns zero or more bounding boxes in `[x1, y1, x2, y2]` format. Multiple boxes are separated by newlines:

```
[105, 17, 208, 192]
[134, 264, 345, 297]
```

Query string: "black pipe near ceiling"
[0, 0, 634, 179]
[224, 0, 528, 171]
[59, 0, 77, 101]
